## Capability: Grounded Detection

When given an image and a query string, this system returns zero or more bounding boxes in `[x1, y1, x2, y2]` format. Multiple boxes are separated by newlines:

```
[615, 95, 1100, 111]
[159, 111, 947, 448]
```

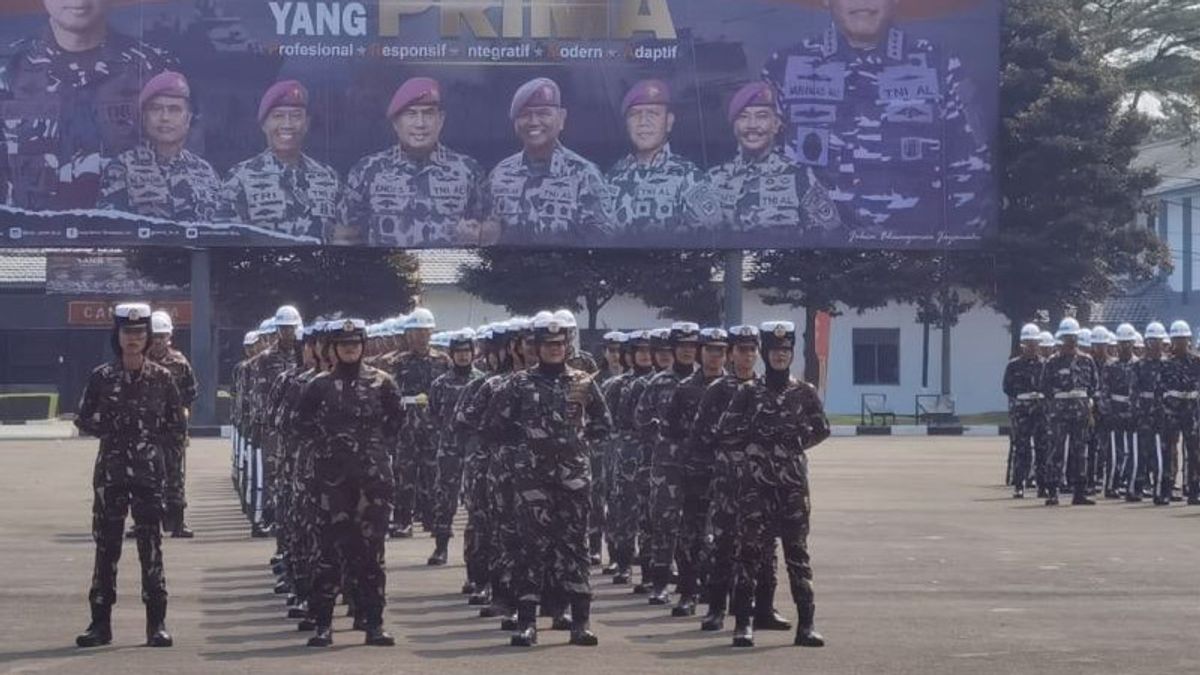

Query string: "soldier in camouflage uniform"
[1159, 321, 1200, 506]
[74, 303, 184, 649]
[606, 330, 656, 586]
[606, 80, 719, 241]
[251, 306, 302, 545]
[380, 307, 449, 536]
[294, 319, 403, 648]
[636, 322, 700, 607]
[1038, 318, 1099, 507]
[1003, 324, 1045, 499]
[1100, 324, 1139, 499]
[486, 315, 613, 647]
[707, 82, 841, 243]
[217, 81, 341, 241]
[98, 71, 220, 222]
[147, 310, 197, 538]
[598, 330, 626, 385]
[0, 0, 174, 208]
[484, 77, 615, 246]
[589, 331, 626, 566]
[427, 329, 484, 567]
[1130, 323, 1168, 502]
[341, 77, 486, 246]
[762, 0, 994, 236]
[718, 321, 829, 649]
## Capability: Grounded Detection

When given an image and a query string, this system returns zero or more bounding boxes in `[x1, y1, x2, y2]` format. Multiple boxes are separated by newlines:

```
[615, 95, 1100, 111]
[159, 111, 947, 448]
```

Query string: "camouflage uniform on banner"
[217, 151, 342, 239]
[427, 335, 484, 564]
[1002, 327, 1044, 498]
[99, 143, 221, 221]
[1038, 321, 1099, 506]
[342, 144, 486, 246]
[606, 145, 718, 237]
[0, 30, 174, 209]
[150, 346, 197, 531]
[717, 321, 829, 648]
[706, 149, 840, 236]
[74, 304, 184, 649]
[294, 320, 403, 648]
[485, 144, 614, 244]
[486, 318, 612, 647]
[1131, 326, 1168, 502]
[762, 25, 993, 234]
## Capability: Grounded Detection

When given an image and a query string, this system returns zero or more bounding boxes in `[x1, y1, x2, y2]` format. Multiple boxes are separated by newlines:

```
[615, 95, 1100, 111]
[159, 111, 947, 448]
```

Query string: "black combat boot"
[461, 581, 477, 595]
[550, 607, 573, 631]
[612, 566, 632, 585]
[145, 600, 174, 647]
[306, 607, 334, 647]
[468, 587, 491, 606]
[753, 579, 792, 631]
[672, 594, 698, 617]
[1188, 482, 1200, 505]
[732, 615, 754, 647]
[700, 585, 727, 632]
[794, 603, 825, 647]
[363, 606, 396, 646]
[75, 603, 112, 648]
[427, 534, 449, 566]
[568, 595, 598, 646]
[389, 523, 413, 539]
[1044, 486, 1059, 506]
[601, 561, 619, 576]
[168, 506, 194, 538]
[510, 602, 538, 647]
[1012, 485, 1024, 499]
[1071, 486, 1095, 506]
[648, 567, 671, 605]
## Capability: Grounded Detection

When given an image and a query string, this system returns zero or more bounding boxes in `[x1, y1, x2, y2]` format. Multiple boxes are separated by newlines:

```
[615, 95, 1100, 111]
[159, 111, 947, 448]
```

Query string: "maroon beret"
[622, 79, 671, 116]
[727, 81, 777, 124]
[509, 77, 561, 120]
[258, 80, 308, 124]
[387, 77, 442, 118]
[139, 71, 190, 109]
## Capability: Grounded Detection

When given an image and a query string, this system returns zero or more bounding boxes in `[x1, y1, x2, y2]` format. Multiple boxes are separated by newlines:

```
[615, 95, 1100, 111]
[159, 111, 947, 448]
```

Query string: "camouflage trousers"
[647, 462, 684, 578]
[1164, 404, 1200, 496]
[1007, 403, 1042, 488]
[1133, 421, 1168, 499]
[90, 469, 167, 606]
[730, 477, 813, 619]
[163, 434, 189, 511]
[607, 435, 643, 569]
[432, 433, 471, 538]
[675, 469, 713, 599]
[1044, 403, 1090, 493]
[705, 457, 740, 603]
[487, 443, 520, 601]
[262, 428, 279, 525]
[463, 442, 493, 588]
[288, 460, 318, 602]
[309, 464, 392, 617]
[588, 439, 608, 545]
[511, 469, 592, 603]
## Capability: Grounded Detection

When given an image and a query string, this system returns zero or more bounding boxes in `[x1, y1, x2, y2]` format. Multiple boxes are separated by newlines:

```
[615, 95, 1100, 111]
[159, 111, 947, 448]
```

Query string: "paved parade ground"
[0, 436, 1197, 675]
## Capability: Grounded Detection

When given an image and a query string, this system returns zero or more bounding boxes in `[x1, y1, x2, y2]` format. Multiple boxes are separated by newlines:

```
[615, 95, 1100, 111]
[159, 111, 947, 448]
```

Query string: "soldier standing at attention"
[606, 80, 717, 239]
[294, 319, 404, 648]
[1160, 321, 1200, 506]
[484, 77, 614, 245]
[1038, 318, 1099, 507]
[1130, 322, 1168, 502]
[147, 310, 197, 537]
[217, 80, 342, 241]
[1003, 324, 1045, 499]
[98, 71, 221, 222]
[707, 82, 841, 241]
[0, 0, 174, 208]
[1101, 324, 1139, 499]
[74, 303, 185, 649]
[341, 77, 486, 246]
[717, 321, 829, 649]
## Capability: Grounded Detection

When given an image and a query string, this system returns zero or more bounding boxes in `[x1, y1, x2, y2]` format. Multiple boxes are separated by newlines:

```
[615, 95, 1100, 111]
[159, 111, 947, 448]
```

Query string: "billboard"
[0, 0, 1000, 249]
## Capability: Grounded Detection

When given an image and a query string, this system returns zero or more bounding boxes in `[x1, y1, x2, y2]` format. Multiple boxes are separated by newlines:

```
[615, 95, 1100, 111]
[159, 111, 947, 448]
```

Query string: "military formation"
[1004, 318, 1200, 507]
[2, 0, 992, 245]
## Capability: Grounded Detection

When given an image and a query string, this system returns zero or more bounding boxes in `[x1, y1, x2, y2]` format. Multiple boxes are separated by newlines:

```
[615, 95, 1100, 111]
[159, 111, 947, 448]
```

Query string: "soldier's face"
[768, 347, 794, 371]
[44, 0, 107, 35]
[1171, 337, 1190, 355]
[625, 104, 673, 154]
[605, 345, 622, 369]
[673, 343, 697, 366]
[521, 338, 539, 364]
[149, 334, 170, 356]
[392, 105, 445, 154]
[515, 106, 566, 152]
[408, 328, 431, 352]
[701, 345, 728, 373]
[732, 343, 759, 373]
[827, 0, 899, 48]
[538, 339, 567, 365]
[277, 325, 296, 344]
[652, 348, 674, 370]
[633, 346, 652, 368]
[734, 107, 781, 155]
[1118, 342, 1133, 360]
[1020, 341, 1037, 358]
[262, 106, 309, 154]
[143, 96, 191, 147]
[451, 347, 474, 367]
[119, 326, 147, 355]
[334, 340, 364, 364]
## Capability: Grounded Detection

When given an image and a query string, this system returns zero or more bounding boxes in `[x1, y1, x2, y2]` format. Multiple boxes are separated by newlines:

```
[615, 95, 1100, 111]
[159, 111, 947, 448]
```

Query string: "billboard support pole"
[190, 249, 217, 430]
[723, 250, 744, 326]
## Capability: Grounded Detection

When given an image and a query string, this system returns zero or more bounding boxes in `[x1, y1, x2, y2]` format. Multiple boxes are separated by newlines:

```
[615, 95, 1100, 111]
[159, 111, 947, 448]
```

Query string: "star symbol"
[357, 46, 366, 55]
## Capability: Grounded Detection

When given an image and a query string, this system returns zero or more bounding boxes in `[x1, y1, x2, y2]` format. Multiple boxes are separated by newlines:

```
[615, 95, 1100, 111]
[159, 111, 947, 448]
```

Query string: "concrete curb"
[832, 425, 1006, 437]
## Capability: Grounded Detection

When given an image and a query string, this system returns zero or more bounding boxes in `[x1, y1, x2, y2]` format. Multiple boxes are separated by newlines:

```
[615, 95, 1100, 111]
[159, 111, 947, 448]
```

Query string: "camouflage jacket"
[485, 143, 615, 244]
[633, 364, 696, 466]
[0, 28, 174, 209]
[762, 25, 993, 235]
[342, 143, 485, 246]
[669, 370, 723, 473]
[715, 376, 830, 487]
[429, 366, 483, 435]
[387, 349, 451, 431]
[707, 149, 840, 238]
[1039, 352, 1098, 417]
[294, 364, 403, 479]
[1159, 352, 1200, 417]
[217, 150, 341, 240]
[688, 373, 756, 471]
[74, 359, 186, 486]
[1131, 354, 1166, 419]
[1099, 356, 1138, 421]
[567, 350, 598, 374]
[251, 345, 298, 429]
[1002, 355, 1043, 406]
[150, 347, 197, 408]
[605, 144, 719, 237]
[98, 142, 221, 222]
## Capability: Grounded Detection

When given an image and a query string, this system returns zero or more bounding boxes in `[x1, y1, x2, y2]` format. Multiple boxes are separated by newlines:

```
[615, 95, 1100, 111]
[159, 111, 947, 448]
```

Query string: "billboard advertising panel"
[0, 0, 999, 249]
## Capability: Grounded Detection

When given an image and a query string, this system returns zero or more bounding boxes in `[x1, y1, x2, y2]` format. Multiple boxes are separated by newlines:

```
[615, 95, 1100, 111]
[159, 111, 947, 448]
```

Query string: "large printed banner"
[0, 0, 999, 249]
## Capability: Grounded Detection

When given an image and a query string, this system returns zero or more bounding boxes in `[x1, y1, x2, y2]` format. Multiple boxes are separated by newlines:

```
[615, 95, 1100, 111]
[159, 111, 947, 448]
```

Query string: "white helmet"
[1039, 331, 1055, 348]
[532, 310, 555, 325]
[552, 309, 578, 329]
[274, 304, 303, 327]
[1169, 320, 1192, 339]
[1145, 322, 1168, 341]
[1135, 333, 1145, 348]
[1114, 323, 1137, 343]
[1090, 327, 1110, 346]
[408, 308, 436, 329]
[258, 318, 277, 334]
[243, 330, 259, 346]
[150, 310, 173, 335]
[1077, 328, 1093, 348]
[1056, 317, 1081, 337]
[1019, 323, 1041, 342]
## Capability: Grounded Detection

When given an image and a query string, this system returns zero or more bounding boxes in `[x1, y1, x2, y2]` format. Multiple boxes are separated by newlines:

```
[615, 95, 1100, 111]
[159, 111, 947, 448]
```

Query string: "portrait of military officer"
[98, 71, 221, 223]
[707, 82, 841, 242]
[216, 80, 342, 242]
[605, 80, 719, 241]
[340, 77, 487, 247]
[762, 0, 994, 235]
[0, 0, 175, 209]
[483, 77, 614, 246]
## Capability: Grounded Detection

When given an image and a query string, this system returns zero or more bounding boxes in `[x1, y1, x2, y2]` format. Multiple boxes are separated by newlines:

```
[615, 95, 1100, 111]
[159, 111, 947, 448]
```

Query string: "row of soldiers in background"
[1004, 318, 1200, 508]
[231, 305, 831, 649]
[74, 303, 197, 649]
